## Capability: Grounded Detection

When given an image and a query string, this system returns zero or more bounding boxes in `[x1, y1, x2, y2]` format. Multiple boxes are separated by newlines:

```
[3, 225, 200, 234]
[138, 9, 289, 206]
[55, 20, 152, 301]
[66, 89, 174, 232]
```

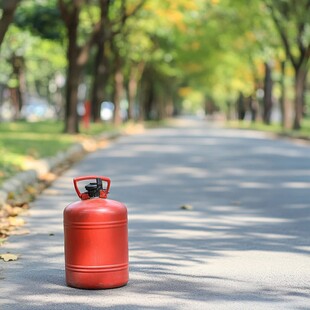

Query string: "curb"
[0, 131, 121, 206]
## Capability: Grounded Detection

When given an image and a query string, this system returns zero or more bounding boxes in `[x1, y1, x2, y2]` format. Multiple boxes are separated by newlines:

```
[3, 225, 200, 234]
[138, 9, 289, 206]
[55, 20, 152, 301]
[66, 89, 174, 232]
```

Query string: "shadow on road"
[2, 121, 310, 309]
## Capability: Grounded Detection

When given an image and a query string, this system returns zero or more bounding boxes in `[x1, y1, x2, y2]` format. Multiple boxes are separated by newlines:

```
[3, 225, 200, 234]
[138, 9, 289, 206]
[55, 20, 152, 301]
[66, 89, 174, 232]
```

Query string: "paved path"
[1, 118, 310, 309]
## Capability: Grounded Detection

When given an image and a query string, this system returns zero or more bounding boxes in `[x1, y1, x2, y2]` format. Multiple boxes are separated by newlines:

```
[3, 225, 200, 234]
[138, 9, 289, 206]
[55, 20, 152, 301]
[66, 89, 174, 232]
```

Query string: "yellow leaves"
[4, 204, 26, 217]
[0, 201, 29, 240]
[183, 2, 199, 10]
[191, 41, 201, 50]
[169, 10, 184, 25]
[25, 185, 38, 196]
[185, 63, 203, 73]
[7, 229, 30, 236]
[245, 31, 256, 42]
[144, 0, 198, 32]
[178, 87, 192, 97]
[156, 8, 186, 31]
[0, 253, 19, 262]
[8, 217, 25, 227]
[257, 61, 266, 78]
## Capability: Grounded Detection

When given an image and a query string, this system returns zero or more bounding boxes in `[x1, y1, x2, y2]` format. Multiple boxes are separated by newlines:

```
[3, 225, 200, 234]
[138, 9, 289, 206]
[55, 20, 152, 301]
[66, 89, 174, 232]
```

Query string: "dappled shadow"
[1, 121, 310, 309]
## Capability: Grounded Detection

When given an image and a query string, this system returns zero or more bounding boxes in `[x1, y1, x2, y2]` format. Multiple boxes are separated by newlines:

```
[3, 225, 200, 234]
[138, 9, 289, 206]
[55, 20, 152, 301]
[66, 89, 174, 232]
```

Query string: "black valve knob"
[85, 178, 103, 198]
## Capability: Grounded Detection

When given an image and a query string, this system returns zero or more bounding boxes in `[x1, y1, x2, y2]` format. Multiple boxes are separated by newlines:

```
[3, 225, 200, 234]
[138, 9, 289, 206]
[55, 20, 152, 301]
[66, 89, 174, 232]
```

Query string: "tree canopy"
[0, 0, 309, 132]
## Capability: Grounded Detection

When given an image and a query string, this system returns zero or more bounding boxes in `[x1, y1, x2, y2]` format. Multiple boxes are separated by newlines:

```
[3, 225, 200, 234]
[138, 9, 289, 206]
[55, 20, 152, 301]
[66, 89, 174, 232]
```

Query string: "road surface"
[1, 118, 310, 309]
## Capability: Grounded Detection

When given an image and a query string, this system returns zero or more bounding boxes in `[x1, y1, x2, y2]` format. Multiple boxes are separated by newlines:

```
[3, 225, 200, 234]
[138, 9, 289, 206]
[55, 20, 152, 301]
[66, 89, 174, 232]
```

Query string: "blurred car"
[21, 97, 56, 122]
[0, 101, 15, 121]
[100, 101, 114, 121]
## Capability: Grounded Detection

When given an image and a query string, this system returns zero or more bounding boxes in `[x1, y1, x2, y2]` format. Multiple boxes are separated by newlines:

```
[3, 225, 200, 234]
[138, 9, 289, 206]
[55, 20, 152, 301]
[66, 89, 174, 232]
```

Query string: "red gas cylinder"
[63, 176, 128, 289]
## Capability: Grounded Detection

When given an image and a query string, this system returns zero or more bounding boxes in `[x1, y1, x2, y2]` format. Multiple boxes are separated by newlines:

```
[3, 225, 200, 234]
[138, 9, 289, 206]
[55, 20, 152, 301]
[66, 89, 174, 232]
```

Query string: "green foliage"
[25, 37, 66, 94]
[0, 25, 33, 84]
[264, 0, 310, 52]
[14, 0, 64, 41]
[0, 0, 308, 126]
[0, 23, 66, 97]
[173, 0, 276, 109]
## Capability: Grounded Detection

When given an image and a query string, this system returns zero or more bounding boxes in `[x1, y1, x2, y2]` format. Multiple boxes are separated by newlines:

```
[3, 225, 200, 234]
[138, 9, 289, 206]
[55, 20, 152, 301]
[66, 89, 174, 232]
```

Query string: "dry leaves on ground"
[0, 253, 19, 262]
[0, 193, 32, 241]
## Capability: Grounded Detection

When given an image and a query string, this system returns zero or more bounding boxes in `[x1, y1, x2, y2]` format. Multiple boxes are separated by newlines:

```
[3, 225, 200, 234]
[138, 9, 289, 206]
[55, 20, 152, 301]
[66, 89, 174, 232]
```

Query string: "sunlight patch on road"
[160, 166, 209, 178]
[249, 232, 295, 240]
[153, 229, 211, 239]
[252, 146, 307, 157]
[239, 182, 271, 189]
[282, 182, 310, 189]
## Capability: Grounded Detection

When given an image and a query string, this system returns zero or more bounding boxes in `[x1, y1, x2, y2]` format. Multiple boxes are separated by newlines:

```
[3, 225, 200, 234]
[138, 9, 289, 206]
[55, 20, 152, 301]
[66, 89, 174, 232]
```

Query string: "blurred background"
[0, 0, 309, 181]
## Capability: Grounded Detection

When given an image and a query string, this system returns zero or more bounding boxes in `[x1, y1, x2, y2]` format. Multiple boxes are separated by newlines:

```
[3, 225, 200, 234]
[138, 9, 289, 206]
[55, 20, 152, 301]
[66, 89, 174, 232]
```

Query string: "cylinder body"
[64, 198, 128, 289]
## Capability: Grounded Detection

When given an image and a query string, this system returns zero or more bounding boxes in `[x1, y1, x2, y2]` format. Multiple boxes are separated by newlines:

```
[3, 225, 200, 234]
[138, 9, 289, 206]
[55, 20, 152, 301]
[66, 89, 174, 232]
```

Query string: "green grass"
[227, 120, 283, 133]
[299, 118, 310, 137]
[0, 120, 115, 185]
[226, 118, 310, 138]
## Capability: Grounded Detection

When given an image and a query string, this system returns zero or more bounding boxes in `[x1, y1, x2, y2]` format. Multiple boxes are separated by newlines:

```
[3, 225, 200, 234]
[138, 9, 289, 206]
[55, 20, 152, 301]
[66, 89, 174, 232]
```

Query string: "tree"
[11, 1, 66, 118]
[132, 0, 196, 120]
[263, 62, 273, 124]
[90, 0, 146, 124]
[0, 0, 21, 48]
[90, 0, 110, 122]
[172, 0, 259, 116]
[265, 0, 310, 129]
[58, 0, 101, 133]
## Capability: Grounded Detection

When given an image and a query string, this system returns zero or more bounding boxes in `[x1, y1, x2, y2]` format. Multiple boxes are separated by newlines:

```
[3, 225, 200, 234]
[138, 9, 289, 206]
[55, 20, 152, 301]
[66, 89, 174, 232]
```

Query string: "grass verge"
[226, 118, 310, 139]
[0, 120, 115, 185]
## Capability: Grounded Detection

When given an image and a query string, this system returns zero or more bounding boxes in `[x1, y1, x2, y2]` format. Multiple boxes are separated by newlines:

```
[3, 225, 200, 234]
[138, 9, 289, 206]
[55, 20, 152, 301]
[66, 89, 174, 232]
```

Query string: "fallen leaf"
[7, 192, 15, 200]
[232, 200, 241, 206]
[8, 217, 25, 226]
[6, 206, 24, 216]
[7, 229, 30, 236]
[180, 204, 193, 210]
[40, 173, 57, 183]
[25, 185, 37, 195]
[0, 253, 19, 262]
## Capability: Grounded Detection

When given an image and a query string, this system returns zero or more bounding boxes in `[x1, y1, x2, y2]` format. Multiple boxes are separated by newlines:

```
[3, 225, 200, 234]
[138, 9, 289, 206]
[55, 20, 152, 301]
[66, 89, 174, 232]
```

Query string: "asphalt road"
[1, 117, 310, 309]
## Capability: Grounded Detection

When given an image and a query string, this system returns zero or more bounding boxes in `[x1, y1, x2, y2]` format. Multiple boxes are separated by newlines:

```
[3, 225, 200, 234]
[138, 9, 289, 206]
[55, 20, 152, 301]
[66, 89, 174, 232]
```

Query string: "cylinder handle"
[73, 176, 111, 200]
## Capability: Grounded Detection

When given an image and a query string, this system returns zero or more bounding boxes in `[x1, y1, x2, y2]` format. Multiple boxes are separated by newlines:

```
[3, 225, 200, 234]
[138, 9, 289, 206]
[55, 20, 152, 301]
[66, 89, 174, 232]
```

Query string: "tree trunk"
[91, 41, 109, 122]
[65, 61, 81, 133]
[11, 54, 25, 118]
[64, 7, 80, 134]
[127, 67, 137, 121]
[90, 0, 110, 122]
[139, 77, 153, 121]
[59, 0, 102, 133]
[127, 62, 145, 120]
[138, 80, 146, 122]
[157, 93, 165, 120]
[267, 2, 309, 130]
[165, 94, 174, 118]
[237, 92, 245, 120]
[293, 67, 308, 130]
[144, 82, 153, 121]
[248, 95, 257, 123]
[279, 60, 290, 129]
[263, 62, 273, 124]
[112, 51, 123, 126]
